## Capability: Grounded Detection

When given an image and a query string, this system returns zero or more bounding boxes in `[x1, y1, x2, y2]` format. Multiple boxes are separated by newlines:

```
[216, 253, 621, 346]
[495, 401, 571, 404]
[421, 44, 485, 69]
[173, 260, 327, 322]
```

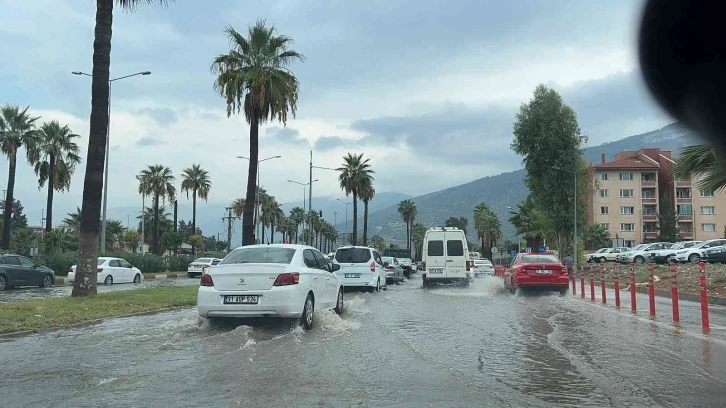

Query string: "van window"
[427, 240, 444, 256]
[446, 240, 464, 256]
[335, 248, 372, 263]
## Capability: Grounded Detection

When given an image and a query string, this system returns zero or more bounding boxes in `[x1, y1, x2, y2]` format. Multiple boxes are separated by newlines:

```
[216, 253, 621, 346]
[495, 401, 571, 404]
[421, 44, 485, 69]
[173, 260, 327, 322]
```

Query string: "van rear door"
[425, 232, 446, 277]
[445, 232, 466, 278]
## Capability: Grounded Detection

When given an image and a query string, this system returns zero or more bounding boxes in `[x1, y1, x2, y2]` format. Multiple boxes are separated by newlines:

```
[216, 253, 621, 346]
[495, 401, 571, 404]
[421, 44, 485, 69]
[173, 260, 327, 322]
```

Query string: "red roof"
[594, 156, 659, 170]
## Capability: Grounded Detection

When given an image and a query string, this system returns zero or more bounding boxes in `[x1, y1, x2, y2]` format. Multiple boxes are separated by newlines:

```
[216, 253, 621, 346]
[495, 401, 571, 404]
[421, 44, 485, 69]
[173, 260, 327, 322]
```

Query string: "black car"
[0, 254, 55, 290]
[702, 246, 726, 263]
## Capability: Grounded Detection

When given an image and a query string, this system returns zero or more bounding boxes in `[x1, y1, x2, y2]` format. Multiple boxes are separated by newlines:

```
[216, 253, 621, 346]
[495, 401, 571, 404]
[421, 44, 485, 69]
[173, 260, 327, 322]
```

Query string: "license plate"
[429, 268, 444, 274]
[344, 273, 360, 278]
[223, 295, 258, 304]
[535, 269, 552, 274]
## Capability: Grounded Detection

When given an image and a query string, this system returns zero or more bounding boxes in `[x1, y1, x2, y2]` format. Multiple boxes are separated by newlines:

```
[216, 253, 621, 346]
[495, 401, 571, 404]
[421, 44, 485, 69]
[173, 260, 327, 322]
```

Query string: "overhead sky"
[0, 0, 670, 230]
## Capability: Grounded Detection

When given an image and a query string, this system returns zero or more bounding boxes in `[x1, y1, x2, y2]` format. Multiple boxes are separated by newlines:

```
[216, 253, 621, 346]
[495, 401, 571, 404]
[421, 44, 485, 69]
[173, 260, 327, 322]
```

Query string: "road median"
[0, 285, 198, 335]
[54, 271, 191, 285]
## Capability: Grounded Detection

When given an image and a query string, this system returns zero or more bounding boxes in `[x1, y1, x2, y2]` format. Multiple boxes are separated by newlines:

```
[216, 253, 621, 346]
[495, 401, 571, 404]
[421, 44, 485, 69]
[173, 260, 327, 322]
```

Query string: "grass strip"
[0, 285, 198, 334]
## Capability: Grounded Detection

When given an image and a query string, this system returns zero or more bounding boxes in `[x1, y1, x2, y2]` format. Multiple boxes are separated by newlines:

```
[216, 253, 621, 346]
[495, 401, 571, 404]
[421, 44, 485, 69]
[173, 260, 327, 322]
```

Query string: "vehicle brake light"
[422, 262, 426, 270]
[200, 274, 214, 287]
[97, 268, 103, 273]
[384, 265, 393, 270]
[273, 273, 300, 286]
[370, 261, 375, 272]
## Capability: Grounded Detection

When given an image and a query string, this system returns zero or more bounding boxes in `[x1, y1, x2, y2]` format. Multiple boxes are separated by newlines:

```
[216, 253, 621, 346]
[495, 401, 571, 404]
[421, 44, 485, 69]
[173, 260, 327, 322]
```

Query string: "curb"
[0, 306, 193, 339]
[55, 273, 192, 285]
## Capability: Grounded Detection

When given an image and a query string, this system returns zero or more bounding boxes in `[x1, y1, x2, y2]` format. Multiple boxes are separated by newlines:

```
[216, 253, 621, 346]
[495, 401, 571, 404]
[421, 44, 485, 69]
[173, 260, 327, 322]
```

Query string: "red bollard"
[630, 262, 636, 312]
[580, 267, 585, 299]
[698, 261, 710, 332]
[572, 266, 576, 295]
[589, 264, 595, 302]
[648, 262, 656, 317]
[670, 262, 679, 324]
[613, 262, 621, 308]
[601, 262, 607, 304]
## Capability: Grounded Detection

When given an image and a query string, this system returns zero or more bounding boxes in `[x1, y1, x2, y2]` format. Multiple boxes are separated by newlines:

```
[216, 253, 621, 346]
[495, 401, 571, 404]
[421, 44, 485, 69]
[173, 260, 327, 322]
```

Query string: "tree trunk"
[261, 223, 266, 244]
[270, 220, 275, 244]
[295, 223, 299, 244]
[363, 199, 369, 246]
[153, 195, 160, 255]
[2, 152, 17, 249]
[405, 219, 410, 253]
[242, 118, 259, 246]
[352, 192, 358, 245]
[72, 0, 113, 296]
[44, 154, 56, 232]
[191, 189, 197, 254]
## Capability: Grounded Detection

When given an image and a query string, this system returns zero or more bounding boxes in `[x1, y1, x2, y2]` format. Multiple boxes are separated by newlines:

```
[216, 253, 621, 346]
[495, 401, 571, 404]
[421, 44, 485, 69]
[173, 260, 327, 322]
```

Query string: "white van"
[422, 227, 470, 287]
[333, 246, 387, 292]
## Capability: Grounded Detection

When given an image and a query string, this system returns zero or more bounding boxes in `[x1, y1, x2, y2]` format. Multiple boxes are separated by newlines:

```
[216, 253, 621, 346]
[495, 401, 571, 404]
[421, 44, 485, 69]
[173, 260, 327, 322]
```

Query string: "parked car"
[586, 247, 629, 263]
[68, 257, 143, 285]
[421, 226, 470, 287]
[674, 239, 726, 263]
[197, 244, 343, 330]
[615, 243, 672, 264]
[701, 244, 726, 263]
[0, 254, 55, 291]
[585, 248, 610, 263]
[187, 257, 222, 278]
[648, 241, 702, 264]
[472, 259, 494, 277]
[397, 258, 414, 278]
[503, 252, 569, 295]
[333, 246, 387, 292]
[381, 256, 404, 284]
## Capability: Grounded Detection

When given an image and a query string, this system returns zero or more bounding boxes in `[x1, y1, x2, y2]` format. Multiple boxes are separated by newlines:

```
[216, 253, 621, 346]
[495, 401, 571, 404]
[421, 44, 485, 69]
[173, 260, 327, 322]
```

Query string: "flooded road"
[0, 278, 198, 303]
[1, 276, 725, 407]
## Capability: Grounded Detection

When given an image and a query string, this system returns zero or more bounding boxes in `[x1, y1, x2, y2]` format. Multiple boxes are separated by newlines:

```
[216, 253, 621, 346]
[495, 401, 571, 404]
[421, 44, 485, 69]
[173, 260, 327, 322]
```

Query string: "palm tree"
[73, 0, 171, 296]
[411, 222, 428, 261]
[269, 204, 285, 244]
[359, 179, 375, 246]
[137, 206, 172, 243]
[32, 121, 82, 232]
[138, 165, 176, 255]
[337, 153, 374, 246]
[63, 207, 82, 234]
[672, 145, 726, 193]
[397, 199, 417, 253]
[105, 219, 125, 251]
[474, 202, 502, 260]
[289, 207, 306, 243]
[211, 20, 304, 246]
[181, 163, 211, 254]
[0, 104, 40, 249]
[508, 196, 550, 248]
[231, 198, 246, 217]
[371, 235, 386, 252]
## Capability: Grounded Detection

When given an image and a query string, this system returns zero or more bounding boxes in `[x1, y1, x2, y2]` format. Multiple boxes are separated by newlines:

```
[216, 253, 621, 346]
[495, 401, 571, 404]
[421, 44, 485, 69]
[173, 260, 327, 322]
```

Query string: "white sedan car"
[197, 244, 344, 330]
[187, 257, 222, 278]
[472, 259, 494, 277]
[67, 257, 143, 285]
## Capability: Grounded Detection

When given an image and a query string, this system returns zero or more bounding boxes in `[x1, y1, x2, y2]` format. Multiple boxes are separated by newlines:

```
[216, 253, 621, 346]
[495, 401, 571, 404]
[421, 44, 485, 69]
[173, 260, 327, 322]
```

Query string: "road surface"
[1, 276, 725, 407]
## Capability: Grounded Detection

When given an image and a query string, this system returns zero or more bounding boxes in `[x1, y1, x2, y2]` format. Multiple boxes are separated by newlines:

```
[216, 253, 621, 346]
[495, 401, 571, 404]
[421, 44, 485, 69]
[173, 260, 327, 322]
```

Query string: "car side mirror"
[331, 264, 340, 272]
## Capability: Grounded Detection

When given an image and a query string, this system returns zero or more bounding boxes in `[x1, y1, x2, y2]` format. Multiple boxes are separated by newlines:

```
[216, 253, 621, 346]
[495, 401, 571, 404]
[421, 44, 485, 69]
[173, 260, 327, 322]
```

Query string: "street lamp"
[72, 70, 151, 254]
[237, 155, 281, 243]
[552, 165, 579, 278]
[337, 199, 351, 243]
[135, 174, 146, 256]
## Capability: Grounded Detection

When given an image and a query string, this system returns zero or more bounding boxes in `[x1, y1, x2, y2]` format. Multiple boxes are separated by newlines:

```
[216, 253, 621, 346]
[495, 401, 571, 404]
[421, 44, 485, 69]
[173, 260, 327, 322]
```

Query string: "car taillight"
[97, 268, 103, 273]
[385, 265, 393, 270]
[422, 262, 426, 270]
[518, 267, 528, 274]
[273, 273, 300, 286]
[370, 261, 375, 272]
[200, 274, 214, 287]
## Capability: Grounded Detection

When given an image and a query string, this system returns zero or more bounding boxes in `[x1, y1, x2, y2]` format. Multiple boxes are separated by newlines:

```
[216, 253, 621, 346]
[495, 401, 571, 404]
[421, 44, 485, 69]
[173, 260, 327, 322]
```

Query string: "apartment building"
[587, 148, 726, 246]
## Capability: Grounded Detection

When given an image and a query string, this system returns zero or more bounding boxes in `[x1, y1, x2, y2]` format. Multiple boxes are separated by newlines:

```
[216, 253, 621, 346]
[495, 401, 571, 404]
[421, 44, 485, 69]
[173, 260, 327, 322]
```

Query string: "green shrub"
[37, 251, 197, 275]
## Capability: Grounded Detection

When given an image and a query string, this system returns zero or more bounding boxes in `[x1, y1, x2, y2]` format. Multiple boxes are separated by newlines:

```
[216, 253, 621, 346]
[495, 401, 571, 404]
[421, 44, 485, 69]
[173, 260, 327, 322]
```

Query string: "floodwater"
[1, 276, 725, 407]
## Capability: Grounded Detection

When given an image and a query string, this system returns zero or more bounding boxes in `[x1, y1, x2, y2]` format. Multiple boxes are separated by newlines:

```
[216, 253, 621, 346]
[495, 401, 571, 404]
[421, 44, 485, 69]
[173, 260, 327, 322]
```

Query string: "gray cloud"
[314, 135, 349, 151]
[137, 107, 179, 126]
[136, 137, 166, 146]
[267, 127, 309, 146]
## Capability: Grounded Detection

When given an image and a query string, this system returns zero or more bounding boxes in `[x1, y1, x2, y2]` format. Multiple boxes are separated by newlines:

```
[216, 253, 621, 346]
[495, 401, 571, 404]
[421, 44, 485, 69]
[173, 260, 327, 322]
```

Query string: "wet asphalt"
[1, 275, 725, 407]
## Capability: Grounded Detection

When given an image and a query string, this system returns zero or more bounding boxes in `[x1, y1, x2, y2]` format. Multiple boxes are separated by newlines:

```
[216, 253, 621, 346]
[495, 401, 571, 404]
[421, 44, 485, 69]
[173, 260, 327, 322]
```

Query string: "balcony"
[676, 197, 692, 204]
[642, 197, 657, 204]
[642, 214, 658, 222]
[679, 214, 693, 221]
[644, 231, 658, 239]
[680, 231, 694, 239]
[675, 180, 692, 187]
[641, 180, 656, 187]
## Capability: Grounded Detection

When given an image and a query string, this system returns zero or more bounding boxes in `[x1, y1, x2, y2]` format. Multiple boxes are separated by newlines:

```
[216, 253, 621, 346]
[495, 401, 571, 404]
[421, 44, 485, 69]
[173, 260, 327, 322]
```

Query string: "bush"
[36, 251, 197, 275]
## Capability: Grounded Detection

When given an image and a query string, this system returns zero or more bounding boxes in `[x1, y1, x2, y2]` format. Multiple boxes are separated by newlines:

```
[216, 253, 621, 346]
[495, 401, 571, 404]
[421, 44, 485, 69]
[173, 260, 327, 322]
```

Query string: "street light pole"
[308, 151, 313, 245]
[337, 199, 351, 243]
[136, 174, 146, 256]
[72, 70, 151, 254]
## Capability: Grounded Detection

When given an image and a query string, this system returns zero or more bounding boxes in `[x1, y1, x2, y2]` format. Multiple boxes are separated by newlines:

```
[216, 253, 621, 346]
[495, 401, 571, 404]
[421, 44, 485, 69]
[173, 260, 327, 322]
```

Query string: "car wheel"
[422, 278, 428, 288]
[688, 253, 700, 263]
[300, 293, 314, 330]
[559, 287, 569, 296]
[376, 278, 380, 292]
[463, 279, 470, 287]
[187, 272, 194, 278]
[634, 256, 645, 264]
[104, 275, 113, 285]
[0, 275, 6, 291]
[598, 257, 606, 263]
[133, 274, 141, 284]
[334, 288, 344, 315]
[41, 274, 53, 288]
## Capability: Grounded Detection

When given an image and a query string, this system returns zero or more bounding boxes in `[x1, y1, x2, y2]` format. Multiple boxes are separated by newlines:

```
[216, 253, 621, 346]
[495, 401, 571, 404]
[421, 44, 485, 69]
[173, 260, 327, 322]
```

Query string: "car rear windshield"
[447, 240, 464, 256]
[335, 248, 372, 263]
[521, 255, 560, 263]
[427, 240, 444, 256]
[381, 257, 394, 263]
[211, 259, 221, 265]
[219, 248, 296, 265]
[474, 260, 491, 265]
[193, 258, 212, 263]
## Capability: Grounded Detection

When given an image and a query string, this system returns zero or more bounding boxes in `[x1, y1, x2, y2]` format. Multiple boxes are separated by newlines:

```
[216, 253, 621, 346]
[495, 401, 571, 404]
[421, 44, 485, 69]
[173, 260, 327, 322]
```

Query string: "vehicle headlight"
[676, 250, 687, 255]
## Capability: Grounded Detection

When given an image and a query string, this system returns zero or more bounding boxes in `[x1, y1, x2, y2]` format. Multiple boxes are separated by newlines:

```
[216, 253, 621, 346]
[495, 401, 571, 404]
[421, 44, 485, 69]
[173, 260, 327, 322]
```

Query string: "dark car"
[701, 245, 726, 264]
[0, 254, 55, 290]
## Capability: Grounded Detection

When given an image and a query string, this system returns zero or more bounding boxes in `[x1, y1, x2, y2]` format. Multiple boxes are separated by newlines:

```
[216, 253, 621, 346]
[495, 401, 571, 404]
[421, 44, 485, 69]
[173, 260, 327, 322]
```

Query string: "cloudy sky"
[0, 0, 671, 229]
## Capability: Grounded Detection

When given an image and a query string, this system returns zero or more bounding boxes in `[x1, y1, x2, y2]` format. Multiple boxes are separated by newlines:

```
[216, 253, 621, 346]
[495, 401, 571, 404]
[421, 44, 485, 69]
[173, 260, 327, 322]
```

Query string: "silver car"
[382, 256, 404, 284]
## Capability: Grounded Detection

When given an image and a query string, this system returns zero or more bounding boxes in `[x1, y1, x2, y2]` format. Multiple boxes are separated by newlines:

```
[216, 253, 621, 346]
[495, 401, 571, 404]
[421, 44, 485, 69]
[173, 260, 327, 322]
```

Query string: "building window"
[642, 189, 655, 198]
[641, 173, 656, 182]
[643, 205, 657, 215]
[676, 188, 691, 198]
[679, 223, 693, 233]
[619, 189, 634, 198]
[620, 206, 634, 215]
[600, 206, 609, 215]
[619, 172, 634, 181]
[600, 223, 609, 231]
[625, 240, 636, 247]
[600, 189, 608, 198]
[702, 223, 716, 232]
[600, 173, 608, 181]
[677, 204, 693, 215]
[700, 189, 714, 197]
[621, 223, 635, 232]
[643, 223, 658, 232]
[701, 206, 715, 215]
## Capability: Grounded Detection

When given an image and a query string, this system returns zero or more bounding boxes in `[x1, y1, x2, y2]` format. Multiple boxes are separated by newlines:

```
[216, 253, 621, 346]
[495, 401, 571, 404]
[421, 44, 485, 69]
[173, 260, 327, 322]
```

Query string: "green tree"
[511, 84, 586, 253]
[583, 224, 611, 249]
[181, 163, 211, 254]
[189, 234, 204, 253]
[508, 196, 551, 248]
[124, 230, 141, 253]
[337, 153, 374, 246]
[671, 145, 726, 193]
[0, 199, 29, 230]
[72, 0, 171, 296]
[359, 179, 375, 246]
[230, 198, 246, 218]
[0, 104, 40, 249]
[162, 231, 183, 254]
[656, 193, 679, 242]
[10, 228, 36, 256]
[32, 121, 82, 232]
[211, 20, 304, 246]
[138, 165, 176, 255]
[474, 202, 502, 260]
[289, 206, 305, 244]
[444, 217, 468, 236]
[397, 199, 417, 254]
[370, 235, 386, 252]
[104, 219, 125, 252]
[411, 221, 428, 261]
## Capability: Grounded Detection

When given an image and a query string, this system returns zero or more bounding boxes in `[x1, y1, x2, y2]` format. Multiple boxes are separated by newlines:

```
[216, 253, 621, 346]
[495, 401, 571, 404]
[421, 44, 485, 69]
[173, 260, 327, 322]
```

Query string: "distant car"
[503, 252, 569, 295]
[0, 254, 55, 291]
[674, 239, 726, 263]
[587, 247, 629, 263]
[585, 248, 610, 263]
[68, 257, 142, 285]
[701, 244, 726, 263]
[616, 243, 673, 264]
[472, 259, 494, 277]
[421, 227, 470, 287]
[197, 244, 343, 330]
[333, 246, 387, 292]
[381, 256, 404, 284]
[187, 257, 222, 278]
[649, 241, 703, 264]
[397, 258, 414, 278]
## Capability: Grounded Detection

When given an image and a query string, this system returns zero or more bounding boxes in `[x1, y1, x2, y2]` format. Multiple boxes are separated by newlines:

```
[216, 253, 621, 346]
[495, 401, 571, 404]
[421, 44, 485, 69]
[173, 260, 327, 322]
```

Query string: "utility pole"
[173, 199, 178, 232]
[222, 207, 240, 252]
[308, 150, 313, 246]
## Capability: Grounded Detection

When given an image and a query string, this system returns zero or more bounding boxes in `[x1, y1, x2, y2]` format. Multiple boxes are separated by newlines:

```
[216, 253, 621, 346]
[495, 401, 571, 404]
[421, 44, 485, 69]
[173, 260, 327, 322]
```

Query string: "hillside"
[339, 122, 703, 243]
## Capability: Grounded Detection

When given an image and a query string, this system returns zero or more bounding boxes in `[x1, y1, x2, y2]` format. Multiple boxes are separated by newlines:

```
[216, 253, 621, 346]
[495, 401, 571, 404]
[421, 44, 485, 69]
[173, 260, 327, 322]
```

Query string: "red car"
[503, 252, 569, 295]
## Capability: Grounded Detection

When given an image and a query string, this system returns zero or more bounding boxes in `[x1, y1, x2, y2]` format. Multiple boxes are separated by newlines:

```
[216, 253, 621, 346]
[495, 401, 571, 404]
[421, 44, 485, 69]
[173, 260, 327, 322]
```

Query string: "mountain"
[338, 122, 703, 243]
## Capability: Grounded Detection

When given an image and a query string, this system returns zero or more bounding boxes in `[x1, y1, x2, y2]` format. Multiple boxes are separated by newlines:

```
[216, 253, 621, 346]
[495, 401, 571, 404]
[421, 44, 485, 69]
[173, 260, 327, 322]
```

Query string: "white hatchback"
[197, 244, 344, 330]
[332, 246, 387, 292]
[68, 257, 143, 285]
